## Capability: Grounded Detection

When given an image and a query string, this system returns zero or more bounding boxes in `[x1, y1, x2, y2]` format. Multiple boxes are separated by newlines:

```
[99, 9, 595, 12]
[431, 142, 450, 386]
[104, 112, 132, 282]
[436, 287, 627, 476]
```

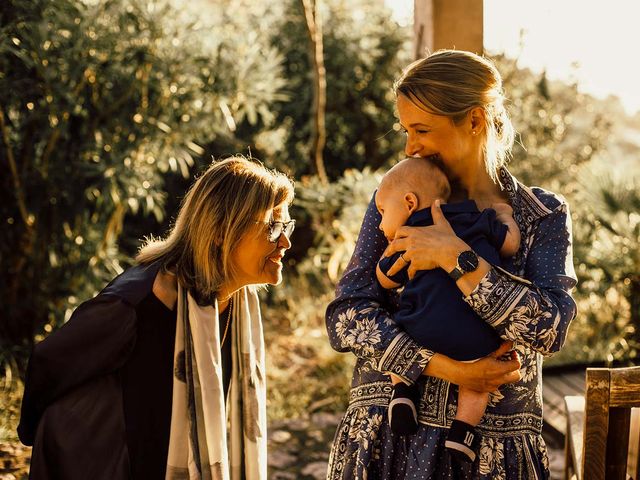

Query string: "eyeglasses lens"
[268, 221, 295, 243]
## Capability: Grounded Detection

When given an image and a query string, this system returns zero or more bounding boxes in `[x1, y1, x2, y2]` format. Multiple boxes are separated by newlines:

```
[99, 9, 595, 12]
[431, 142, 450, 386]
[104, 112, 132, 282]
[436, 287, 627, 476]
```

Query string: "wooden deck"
[542, 366, 586, 447]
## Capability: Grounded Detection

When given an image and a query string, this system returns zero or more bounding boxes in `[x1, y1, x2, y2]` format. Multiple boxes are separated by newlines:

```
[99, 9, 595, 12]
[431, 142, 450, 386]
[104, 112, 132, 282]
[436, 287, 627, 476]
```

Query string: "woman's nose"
[277, 231, 292, 250]
[404, 133, 420, 157]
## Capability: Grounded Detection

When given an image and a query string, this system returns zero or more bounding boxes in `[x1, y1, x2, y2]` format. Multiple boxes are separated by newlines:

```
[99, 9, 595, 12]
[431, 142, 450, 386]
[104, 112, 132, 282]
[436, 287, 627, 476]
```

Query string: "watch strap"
[448, 266, 465, 281]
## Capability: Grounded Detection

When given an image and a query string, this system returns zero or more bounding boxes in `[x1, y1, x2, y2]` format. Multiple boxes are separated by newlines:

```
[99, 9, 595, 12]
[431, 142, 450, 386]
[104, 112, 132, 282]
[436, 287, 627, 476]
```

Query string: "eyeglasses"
[257, 219, 296, 243]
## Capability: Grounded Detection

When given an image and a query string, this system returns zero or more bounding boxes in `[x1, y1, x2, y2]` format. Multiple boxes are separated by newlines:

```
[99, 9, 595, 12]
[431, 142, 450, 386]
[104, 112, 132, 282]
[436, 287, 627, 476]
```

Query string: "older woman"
[18, 157, 295, 480]
[326, 50, 577, 479]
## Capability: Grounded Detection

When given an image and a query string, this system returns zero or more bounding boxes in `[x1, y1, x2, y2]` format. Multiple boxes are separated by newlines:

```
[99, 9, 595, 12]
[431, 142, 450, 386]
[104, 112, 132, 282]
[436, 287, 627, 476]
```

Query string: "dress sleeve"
[325, 194, 433, 384]
[464, 202, 578, 355]
[18, 294, 137, 445]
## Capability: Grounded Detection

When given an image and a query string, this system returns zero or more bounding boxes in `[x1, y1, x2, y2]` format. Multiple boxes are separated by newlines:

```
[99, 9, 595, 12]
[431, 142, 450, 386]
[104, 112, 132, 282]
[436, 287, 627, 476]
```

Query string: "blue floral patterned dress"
[325, 168, 577, 480]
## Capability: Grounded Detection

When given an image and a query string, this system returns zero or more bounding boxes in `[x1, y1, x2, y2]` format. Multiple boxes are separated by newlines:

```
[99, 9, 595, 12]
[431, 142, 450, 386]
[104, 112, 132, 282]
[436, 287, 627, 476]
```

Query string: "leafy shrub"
[549, 163, 640, 365]
[0, 0, 285, 372]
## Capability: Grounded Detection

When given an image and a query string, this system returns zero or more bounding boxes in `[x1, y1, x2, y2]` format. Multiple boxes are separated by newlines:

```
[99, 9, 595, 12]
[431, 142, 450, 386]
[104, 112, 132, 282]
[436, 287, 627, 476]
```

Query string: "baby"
[375, 157, 520, 463]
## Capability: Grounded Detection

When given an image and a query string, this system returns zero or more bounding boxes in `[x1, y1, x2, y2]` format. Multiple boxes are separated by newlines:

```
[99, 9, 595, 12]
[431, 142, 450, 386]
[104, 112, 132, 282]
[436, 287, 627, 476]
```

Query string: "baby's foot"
[388, 383, 420, 435]
[445, 419, 479, 463]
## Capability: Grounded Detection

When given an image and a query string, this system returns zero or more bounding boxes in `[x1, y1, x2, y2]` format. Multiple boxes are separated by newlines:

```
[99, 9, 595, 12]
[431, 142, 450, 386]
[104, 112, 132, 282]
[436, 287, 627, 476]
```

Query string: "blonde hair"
[136, 156, 295, 301]
[381, 157, 451, 207]
[394, 49, 515, 182]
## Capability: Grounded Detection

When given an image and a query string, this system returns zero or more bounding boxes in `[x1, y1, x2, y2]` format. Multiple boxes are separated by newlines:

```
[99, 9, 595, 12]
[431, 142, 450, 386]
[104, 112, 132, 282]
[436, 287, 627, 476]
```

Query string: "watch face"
[459, 250, 479, 273]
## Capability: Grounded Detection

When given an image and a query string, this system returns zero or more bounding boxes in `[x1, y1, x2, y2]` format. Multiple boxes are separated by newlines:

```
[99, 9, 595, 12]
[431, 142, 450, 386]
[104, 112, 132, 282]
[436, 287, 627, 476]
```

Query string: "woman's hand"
[424, 341, 522, 393]
[460, 341, 522, 392]
[385, 199, 468, 279]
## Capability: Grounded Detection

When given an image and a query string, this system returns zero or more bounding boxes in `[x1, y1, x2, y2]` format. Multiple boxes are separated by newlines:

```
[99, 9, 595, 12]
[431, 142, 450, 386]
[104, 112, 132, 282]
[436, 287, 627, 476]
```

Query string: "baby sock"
[388, 382, 420, 435]
[445, 419, 480, 463]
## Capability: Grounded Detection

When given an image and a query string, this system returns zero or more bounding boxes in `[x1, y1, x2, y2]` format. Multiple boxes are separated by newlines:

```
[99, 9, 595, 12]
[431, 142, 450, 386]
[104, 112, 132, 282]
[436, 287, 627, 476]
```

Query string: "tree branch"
[300, 0, 328, 184]
[0, 104, 32, 227]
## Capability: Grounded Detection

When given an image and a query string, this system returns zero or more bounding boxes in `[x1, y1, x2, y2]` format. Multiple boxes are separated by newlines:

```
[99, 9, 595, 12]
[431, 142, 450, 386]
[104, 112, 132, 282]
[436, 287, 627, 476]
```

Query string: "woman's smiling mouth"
[267, 254, 283, 266]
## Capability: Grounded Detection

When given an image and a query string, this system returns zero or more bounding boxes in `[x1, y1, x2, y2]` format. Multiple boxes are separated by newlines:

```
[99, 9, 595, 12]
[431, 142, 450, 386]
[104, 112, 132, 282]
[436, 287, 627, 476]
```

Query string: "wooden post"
[582, 368, 610, 479]
[413, 0, 484, 59]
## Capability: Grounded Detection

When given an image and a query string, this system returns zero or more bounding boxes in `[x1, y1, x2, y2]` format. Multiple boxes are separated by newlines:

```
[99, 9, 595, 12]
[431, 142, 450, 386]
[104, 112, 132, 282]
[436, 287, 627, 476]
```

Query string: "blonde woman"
[326, 50, 577, 479]
[18, 157, 295, 480]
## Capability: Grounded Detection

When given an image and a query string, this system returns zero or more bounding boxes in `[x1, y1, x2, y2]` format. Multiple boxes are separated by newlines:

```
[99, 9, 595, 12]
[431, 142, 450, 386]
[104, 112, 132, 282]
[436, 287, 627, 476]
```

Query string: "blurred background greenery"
[1, 0, 639, 448]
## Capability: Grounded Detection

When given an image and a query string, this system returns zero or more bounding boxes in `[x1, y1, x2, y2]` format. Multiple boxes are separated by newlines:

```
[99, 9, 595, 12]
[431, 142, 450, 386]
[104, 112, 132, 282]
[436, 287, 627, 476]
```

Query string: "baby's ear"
[404, 192, 419, 213]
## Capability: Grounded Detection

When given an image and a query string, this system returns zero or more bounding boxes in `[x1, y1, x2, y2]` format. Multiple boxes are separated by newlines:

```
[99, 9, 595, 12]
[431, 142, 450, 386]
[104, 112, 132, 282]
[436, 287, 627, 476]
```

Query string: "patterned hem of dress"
[327, 405, 550, 480]
[347, 381, 544, 437]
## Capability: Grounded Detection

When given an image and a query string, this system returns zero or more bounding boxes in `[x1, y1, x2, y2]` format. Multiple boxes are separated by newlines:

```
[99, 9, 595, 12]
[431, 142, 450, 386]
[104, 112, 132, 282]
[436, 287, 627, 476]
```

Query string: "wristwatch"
[448, 250, 479, 281]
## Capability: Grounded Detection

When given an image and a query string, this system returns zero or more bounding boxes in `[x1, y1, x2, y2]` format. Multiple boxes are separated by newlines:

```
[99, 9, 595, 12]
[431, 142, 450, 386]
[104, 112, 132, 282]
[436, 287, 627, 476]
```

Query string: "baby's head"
[375, 157, 450, 241]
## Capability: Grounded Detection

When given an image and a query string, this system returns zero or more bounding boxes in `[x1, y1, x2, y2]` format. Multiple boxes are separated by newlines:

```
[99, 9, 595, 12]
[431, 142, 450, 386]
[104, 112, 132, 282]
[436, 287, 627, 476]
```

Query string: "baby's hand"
[493, 203, 521, 257]
[491, 203, 514, 223]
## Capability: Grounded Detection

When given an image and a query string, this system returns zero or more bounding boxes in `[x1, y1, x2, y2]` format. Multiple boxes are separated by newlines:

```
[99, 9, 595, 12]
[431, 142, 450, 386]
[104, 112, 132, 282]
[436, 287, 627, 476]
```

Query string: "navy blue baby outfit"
[378, 200, 508, 361]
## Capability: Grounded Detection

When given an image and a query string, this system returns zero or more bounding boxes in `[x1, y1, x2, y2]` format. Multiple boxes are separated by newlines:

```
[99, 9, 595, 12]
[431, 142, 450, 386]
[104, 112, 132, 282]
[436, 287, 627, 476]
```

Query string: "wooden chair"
[564, 366, 640, 480]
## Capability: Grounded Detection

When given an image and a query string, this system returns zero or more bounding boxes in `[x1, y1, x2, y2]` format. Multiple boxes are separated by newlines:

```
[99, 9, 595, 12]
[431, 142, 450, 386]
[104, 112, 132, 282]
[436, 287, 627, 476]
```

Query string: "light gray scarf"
[166, 285, 267, 480]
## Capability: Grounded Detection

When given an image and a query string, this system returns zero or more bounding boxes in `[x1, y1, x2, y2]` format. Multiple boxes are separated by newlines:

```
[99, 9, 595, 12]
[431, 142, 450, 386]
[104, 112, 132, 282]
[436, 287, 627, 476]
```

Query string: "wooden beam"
[413, 0, 483, 59]
[610, 366, 640, 407]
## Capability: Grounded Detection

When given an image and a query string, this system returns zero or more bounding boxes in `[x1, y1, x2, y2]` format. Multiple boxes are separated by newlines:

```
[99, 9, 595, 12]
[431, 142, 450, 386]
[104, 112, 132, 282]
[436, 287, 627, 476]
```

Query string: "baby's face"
[375, 182, 412, 242]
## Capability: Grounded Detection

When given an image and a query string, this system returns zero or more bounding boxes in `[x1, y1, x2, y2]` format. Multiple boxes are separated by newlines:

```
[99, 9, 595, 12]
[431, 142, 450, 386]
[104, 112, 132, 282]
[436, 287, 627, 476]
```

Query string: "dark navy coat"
[18, 261, 174, 480]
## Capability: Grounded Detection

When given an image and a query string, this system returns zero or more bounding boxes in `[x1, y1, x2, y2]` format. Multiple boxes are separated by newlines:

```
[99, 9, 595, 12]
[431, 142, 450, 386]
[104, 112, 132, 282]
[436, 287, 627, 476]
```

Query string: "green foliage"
[556, 164, 640, 365]
[295, 167, 383, 285]
[270, 0, 410, 179]
[0, 0, 285, 372]
[494, 54, 610, 193]
[577, 168, 640, 282]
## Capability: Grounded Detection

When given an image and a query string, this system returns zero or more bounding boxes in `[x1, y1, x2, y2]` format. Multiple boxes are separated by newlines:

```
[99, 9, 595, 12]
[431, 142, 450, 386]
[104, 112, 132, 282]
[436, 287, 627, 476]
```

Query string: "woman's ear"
[404, 192, 419, 214]
[469, 107, 486, 135]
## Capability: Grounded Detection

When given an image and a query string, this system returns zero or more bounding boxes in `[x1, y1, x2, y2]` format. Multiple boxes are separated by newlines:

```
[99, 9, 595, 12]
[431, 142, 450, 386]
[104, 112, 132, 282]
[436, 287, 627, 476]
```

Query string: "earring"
[472, 130, 477, 135]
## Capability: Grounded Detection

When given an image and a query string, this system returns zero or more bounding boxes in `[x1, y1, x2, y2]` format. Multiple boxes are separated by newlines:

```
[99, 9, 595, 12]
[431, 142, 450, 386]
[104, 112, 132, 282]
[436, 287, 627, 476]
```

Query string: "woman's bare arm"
[423, 342, 521, 392]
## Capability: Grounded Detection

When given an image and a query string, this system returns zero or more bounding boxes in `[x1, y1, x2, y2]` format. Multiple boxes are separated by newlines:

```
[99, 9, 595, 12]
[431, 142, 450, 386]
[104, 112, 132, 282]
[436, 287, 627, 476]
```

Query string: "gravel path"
[0, 413, 565, 479]
[268, 413, 566, 479]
